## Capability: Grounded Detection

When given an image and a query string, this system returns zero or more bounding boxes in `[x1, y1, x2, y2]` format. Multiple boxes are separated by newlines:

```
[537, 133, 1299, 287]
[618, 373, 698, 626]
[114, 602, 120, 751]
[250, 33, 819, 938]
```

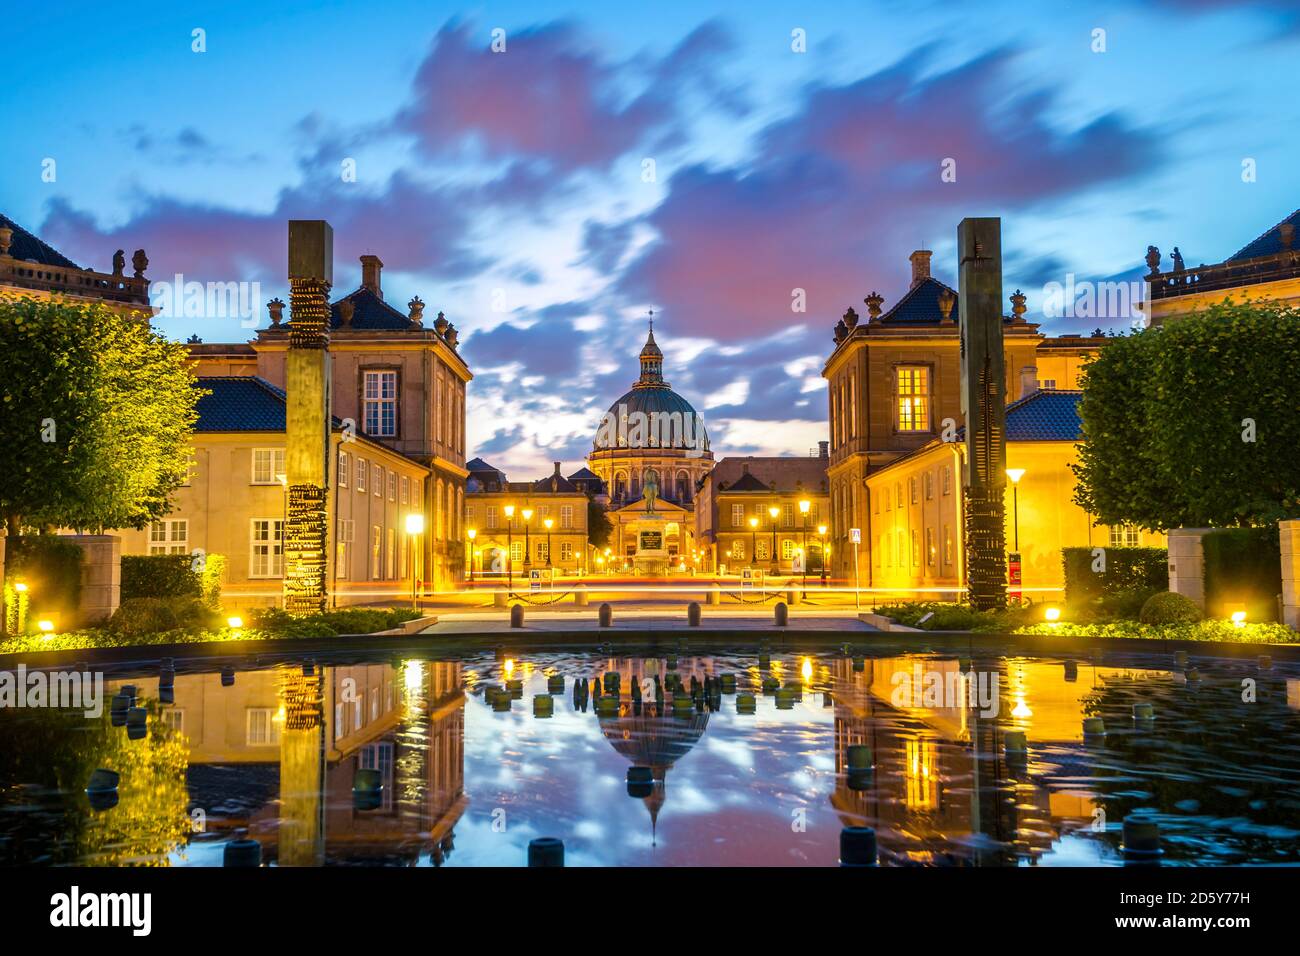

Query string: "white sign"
[529, 568, 542, 592]
[849, 528, 861, 544]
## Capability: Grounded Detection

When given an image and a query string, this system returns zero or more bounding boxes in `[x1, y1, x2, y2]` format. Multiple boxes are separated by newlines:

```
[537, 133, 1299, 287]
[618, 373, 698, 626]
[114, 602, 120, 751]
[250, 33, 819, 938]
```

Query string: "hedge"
[121, 554, 201, 601]
[4, 535, 84, 620]
[1062, 546, 1168, 603]
[1203, 527, 1282, 622]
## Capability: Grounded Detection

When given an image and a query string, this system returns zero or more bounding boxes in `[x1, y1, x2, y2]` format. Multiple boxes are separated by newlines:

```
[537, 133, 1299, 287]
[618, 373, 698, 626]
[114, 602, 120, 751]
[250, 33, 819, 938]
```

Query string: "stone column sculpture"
[958, 217, 1008, 611]
[283, 220, 333, 615]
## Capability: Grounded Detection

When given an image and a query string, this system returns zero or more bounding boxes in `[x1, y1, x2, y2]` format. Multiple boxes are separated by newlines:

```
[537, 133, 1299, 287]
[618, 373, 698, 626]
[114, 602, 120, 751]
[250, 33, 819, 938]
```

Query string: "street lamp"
[817, 524, 828, 586]
[503, 504, 515, 590]
[748, 516, 758, 569]
[768, 505, 780, 574]
[522, 507, 534, 568]
[466, 528, 477, 584]
[798, 498, 811, 594]
[405, 513, 425, 611]
[1005, 468, 1025, 551]
[543, 517, 553, 568]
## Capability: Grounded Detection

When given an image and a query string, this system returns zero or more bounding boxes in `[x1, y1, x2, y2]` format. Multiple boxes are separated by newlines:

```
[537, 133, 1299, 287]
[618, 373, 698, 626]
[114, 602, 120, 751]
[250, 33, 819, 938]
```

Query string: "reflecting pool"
[2, 643, 1298, 866]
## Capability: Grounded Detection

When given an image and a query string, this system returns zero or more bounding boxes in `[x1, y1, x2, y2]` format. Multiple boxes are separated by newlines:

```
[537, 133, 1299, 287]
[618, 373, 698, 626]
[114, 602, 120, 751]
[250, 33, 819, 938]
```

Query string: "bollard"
[1132, 702, 1155, 721]
[1004, 730, 1028, 754]
[627, 766, 653, 798]
[528, 837, 565, 867]
[1082, 716, 1106, 737]
[1173, 650, 1188, 668]
[840, 826, 878, 867]
[221, 667, 235, 687]
[1063, 660, 1078, 682]
[1123, 816, 1161, 856]
[547, 674, 565, 694]
[1185, 668, 1202, 684]
[736, 693, 757, 714]
[494, 591, 508, 608]
[719, 673, 736, 694]
[506, 678, 524, 698]
[86, 768, 121, 811]
[847, 745, 872, 771]
[787, 588, 800, 606]
[223, 838, 263, 868]
[574, 583, 589, 607]
[1258, 655, 1272, 671]
[761, 675, 780, 694]
[510, 604, 525, 628]
[775, 687, 795, 710]
[533, 695, 554, 718]
[687, 602, 701, 627]
[598, 603, 613, 627]
[708, 584, 721, 606]
[603, 671, 620, 693]
[492, 690, 513, 712]
[596, 695, 619, 716]
[774, 602, 789, 626]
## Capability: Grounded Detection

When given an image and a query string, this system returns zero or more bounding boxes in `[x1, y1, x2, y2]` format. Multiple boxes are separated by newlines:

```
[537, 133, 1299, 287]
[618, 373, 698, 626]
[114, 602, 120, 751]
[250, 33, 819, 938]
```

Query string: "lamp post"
[817, 524, 828, 586]
[798, 498, 811, 595]
[522, 507, 533, 568]
[466, 528, 476, 584]
[748, 516, 758, 569]
[1005, 468, 1025, 552]
[543, 517, 553, 569]
[503, 504, 515, 590]
[768, 505, 780, 574]
[405, 513, 424, 611]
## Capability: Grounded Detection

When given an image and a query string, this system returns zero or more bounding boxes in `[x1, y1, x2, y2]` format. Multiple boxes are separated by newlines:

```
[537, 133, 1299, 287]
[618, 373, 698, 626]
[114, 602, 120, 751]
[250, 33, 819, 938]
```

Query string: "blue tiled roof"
[194, 377, 287, 432]
[0, 213, 80, 269]
[1227, 208, 1300, 262]
[953, 390, 1082, 443]
[329, 287, 414, 330]
[879, 277, 958, 325]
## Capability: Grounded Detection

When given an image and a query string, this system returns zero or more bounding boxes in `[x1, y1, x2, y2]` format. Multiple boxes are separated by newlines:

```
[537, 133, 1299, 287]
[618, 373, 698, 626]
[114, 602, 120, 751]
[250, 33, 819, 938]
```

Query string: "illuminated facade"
[463, 459, 593, 577]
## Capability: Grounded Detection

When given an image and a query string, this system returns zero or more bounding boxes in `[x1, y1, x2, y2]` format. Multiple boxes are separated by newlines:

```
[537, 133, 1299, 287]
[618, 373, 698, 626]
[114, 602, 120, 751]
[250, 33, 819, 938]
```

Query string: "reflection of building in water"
[593, 656, 714, 843]
[114, 660, 465, 865]
[827, 657, 1169, 865]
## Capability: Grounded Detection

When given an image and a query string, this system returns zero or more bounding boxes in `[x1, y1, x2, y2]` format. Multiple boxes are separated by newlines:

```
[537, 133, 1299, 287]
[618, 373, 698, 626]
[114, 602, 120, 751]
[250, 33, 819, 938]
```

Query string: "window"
[338, 450, 349, 487]
[149, 519, 188, 555]
[163, 709, 184, 734]
[732, 503, 745, 527]
[401, 475, 409, 504]
[363, 370, 398, 437]
[782, 503, 794, 526]
[926, 527, 936, 567]
[252, 448, 286, 485]
[356, 458, 366, 493]
[246, 708, 280, 746]
[249, 519, 283, 577]
[1110, 525, 1141, 547]
[536, 541, 548, 563]
[560, 504, 574, 529]
[896, 366, 931, 432]
[510, 541, 523, 563]
[487, 506, 499, 529]
[756, 540, 770, 560]
[386, 529, 395, 578]
[1039, 378, 1057, 390]
[781, 539, 795, 560]
[388, 472, 397, 501]
[560, 541, 574, 562]
[924, 472, 933, 500]
[336, 519, 354, 581]
[942, 465, 952, 496]
[732, 540, 745, 560]
[911, 529, 920, 567]
[371, 526, 382, 580]
[359, 743, 394, 810]
[373, 464, 382, 496]
[909, 477, 918, 505]
[944, 526, 954, 566]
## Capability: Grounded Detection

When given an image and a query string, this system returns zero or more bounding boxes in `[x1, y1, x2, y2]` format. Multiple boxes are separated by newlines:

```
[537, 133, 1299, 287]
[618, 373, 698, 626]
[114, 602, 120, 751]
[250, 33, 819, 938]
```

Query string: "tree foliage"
[587, 497, 613, 550]
[1073, 301, 1300, 530]
[0, 298, 204, 532]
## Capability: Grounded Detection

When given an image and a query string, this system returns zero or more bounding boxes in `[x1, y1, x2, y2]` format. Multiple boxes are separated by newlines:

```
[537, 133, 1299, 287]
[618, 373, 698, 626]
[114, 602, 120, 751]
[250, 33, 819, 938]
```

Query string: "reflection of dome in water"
[599, 706, 710, 843]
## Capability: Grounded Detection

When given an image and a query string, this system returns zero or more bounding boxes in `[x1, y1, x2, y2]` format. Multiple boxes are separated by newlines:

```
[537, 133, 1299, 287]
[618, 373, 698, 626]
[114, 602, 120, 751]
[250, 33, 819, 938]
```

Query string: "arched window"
[614, 472, 627, 500]
[675, 470, 690, 503]
[435, 479, 445, 538]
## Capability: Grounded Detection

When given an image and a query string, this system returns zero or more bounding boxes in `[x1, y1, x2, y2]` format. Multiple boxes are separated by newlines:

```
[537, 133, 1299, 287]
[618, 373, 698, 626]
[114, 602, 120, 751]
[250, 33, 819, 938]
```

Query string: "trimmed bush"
[1063, 546, 1168, 604]
[4, 536, 84, 620]
[1139, 591, 1203, 625]
[198, 553, 226, 610]
[109, 597, 180, 635]
[1203, 528, 1282, 622]
[251, 606, 423, 638]
[121, 555, 201, 601]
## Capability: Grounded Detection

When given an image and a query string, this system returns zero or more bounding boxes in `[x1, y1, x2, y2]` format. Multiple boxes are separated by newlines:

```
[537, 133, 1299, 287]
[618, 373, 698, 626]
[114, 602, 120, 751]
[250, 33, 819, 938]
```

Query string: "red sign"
[1008, 552, 1022, 604]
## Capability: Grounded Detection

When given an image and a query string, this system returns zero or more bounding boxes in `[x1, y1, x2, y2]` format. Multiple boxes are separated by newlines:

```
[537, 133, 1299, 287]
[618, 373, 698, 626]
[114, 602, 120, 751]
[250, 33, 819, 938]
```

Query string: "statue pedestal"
[632, 513, 669, 577]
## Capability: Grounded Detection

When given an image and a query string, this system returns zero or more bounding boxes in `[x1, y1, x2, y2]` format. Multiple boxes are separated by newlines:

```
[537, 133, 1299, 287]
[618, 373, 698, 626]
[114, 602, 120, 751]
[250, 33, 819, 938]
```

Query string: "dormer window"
[363, 369, 398, 437]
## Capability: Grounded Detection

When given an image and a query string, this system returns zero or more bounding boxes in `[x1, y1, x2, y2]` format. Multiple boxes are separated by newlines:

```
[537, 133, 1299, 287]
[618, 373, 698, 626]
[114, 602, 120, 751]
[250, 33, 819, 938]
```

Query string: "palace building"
[823, 249, 1149, 598]
[463, 459, 593, 577]
[587, 326, 715, 574]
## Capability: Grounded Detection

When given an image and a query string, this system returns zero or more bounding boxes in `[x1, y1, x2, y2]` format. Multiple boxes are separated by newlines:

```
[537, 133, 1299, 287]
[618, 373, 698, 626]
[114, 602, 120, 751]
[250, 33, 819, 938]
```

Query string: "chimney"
[742, 462, 750, 475]
[360, 254, 383, 299]
[553, 461, 562, 477]
[1019, 366, 1039, 400]
[909, 250, 932, 288]
[818, 440, 829, 459]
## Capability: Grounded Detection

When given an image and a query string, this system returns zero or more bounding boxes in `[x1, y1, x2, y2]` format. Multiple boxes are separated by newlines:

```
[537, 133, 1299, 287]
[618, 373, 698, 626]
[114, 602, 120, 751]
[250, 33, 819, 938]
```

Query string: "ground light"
[227, 616, 243, 629]
[1044, 607, 1061, 622]
[37, 619, 55, 634]
[1231, 610, 1247, 627]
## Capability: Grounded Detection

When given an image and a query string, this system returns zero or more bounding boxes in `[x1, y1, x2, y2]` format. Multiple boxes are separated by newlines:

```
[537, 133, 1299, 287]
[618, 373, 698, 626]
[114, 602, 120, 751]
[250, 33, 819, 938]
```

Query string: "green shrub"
[250, 606, 423, 638]
[1062, 546, 1168, 604]
[109, 597, 180, 635]
[166, 596, 221, 631]
[121, 555, 201, 600]
[1202, 528, 1282, 622]
[1139, 591, 1203, 625]
[198, 553, 226, 610]
[4, 535, 83, 620]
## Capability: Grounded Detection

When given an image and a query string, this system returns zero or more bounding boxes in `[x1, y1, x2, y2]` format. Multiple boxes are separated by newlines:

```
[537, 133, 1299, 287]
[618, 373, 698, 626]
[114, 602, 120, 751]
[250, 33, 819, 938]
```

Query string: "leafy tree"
[587, 497, 613, 550]
[0, 298, 204, 533]
[1073, 301, 1300, 529]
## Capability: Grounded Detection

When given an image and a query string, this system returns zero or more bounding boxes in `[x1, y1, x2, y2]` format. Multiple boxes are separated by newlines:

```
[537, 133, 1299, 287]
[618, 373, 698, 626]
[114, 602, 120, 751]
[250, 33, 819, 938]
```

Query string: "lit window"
[732, 540, 746, 560]
[363, 370, 398, 437]
[386, 528, 395, 578]
[911, 529, 920, 567]
[149, 519, 188, 555]
[510, 541, 523, 562]
[371, 526, 382, 580]
[1109, 525, 1141, 547]
[910, 477, 918, 505]
[781, 539, 795, 559]
[486, 506, 498, 530]
[560, 541, 574, 561]
[401, 475, 409, 504]
[782, 503, 794, 525]
[924, 472, 933, 500]
[338, 450, 349, 487]
[252, 448, 285, 485]
[943, 526, 954, 565]
[732, 503, 745, 527]
[896, 366, 931, 432]
[560, 504, 574, 529]
[249, 519, 283, 577]
[926, 527, 936, 567]
[942, 465, 952, 496]
[356, 458, 366, 492]
[373, 464, 382, 496]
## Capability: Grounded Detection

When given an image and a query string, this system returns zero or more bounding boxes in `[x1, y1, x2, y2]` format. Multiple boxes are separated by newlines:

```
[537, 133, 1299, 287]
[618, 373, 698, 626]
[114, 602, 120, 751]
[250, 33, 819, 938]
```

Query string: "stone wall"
[62, 535, 120, 626]
[1166, 528, 1212, 609]
[1282, 519, 1300, 630]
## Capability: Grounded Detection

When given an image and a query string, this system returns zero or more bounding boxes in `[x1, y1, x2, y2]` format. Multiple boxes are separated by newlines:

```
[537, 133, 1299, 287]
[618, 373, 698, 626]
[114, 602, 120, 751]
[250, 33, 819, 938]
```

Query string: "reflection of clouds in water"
[701, 736, 754, 770]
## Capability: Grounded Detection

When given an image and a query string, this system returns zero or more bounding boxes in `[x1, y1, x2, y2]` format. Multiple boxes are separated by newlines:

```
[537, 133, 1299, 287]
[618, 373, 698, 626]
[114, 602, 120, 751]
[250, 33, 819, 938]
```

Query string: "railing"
[1148, 249, 1300, 301]
[0, 256, 151, 306]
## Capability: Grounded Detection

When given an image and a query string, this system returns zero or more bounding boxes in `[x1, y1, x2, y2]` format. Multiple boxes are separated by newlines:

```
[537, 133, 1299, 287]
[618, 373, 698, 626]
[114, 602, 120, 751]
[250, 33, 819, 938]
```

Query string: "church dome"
[594, 326, 710, 453]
